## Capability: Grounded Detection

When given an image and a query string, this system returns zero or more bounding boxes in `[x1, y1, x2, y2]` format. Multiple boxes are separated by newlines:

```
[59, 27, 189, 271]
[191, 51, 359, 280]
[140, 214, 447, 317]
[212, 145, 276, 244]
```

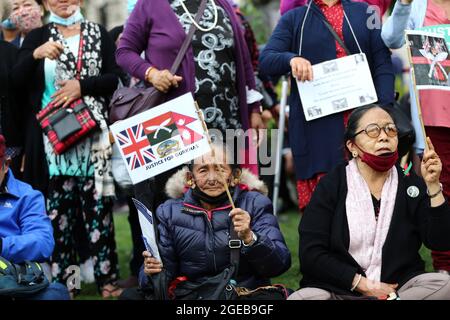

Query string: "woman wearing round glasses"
[288, 104, 450, 300]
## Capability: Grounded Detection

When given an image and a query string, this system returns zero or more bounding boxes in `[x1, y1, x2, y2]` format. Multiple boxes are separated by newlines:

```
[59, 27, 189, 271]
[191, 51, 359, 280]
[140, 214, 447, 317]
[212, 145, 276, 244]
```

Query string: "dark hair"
[343, 104, 396, 157]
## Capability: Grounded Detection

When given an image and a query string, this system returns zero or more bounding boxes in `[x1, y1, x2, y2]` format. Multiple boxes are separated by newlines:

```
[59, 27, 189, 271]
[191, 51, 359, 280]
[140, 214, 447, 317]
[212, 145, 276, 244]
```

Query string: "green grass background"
[76, 210, 433, 299]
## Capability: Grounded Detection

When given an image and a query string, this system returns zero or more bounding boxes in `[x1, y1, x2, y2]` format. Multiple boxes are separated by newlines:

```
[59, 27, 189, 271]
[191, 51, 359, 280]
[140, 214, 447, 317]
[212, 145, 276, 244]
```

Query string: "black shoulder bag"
[172, 222, 240, 300]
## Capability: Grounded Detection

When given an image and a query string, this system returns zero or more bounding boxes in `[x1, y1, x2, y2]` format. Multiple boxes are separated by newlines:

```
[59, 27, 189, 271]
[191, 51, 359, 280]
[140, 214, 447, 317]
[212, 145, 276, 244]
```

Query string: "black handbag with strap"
[171, 216, 289, 300]
[109, 0, 209, 123]
[171, 220, 240, 300]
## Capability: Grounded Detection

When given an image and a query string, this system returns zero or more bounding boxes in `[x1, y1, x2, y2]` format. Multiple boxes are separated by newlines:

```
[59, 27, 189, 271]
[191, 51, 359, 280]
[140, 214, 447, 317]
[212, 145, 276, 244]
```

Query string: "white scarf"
[345, 159, 398, 281]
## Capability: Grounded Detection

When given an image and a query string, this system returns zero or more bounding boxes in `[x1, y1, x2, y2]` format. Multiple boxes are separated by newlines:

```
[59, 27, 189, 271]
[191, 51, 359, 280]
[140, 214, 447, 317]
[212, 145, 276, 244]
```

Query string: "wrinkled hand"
[290, 57, 313, 82]
[421, 137, 442, 186]
[356, 277, 398, 298]
[33, 40, 64, 60]
[143, 251, 163, 276]
[147, 68, 182, 93]
[51, 80, 82, 107]
[229, 208, 252, 244]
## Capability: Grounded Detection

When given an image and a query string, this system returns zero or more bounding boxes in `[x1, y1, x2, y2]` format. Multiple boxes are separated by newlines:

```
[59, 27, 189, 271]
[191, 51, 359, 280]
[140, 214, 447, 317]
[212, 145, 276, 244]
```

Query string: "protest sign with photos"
[406, 30, 450, 90]
[296, 53, 378, 121]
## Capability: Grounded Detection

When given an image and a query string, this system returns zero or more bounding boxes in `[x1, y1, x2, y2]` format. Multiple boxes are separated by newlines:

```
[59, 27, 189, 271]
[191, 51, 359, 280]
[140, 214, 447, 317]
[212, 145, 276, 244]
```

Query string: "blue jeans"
[25, 283, 70, 300]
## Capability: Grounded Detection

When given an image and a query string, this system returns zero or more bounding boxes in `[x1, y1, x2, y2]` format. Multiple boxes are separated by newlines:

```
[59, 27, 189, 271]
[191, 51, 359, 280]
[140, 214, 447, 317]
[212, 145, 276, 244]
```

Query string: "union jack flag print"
[116, 124, 156, 170]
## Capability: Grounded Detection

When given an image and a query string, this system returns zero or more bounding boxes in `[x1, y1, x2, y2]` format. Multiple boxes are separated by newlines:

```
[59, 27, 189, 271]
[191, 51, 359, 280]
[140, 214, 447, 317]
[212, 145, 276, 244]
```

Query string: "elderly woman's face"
[44, 0, 81, 18]
[191, 149, 233, 197]
[351, 107, 398, 156]
[11, 0, 39, 13]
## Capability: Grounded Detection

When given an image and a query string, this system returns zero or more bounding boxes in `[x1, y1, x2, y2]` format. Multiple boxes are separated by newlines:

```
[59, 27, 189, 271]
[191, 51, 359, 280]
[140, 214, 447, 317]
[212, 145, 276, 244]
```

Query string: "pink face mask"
[10, 5, 42, 34]
[355, 144, 399, 172]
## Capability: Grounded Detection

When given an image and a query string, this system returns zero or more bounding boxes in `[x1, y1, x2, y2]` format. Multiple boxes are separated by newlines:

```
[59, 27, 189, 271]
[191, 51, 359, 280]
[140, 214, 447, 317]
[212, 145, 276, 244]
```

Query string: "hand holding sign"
[133, 198, 161, 262]
[143, 251, 163, 276]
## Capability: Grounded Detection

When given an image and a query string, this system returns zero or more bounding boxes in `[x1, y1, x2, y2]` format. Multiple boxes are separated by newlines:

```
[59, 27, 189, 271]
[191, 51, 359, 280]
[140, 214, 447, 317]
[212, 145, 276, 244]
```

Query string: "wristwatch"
[243, 232, 258, 247]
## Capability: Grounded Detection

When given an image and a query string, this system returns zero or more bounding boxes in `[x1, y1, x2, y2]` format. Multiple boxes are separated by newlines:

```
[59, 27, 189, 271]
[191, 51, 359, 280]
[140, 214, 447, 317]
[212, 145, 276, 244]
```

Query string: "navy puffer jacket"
[140, 168, 291, 290]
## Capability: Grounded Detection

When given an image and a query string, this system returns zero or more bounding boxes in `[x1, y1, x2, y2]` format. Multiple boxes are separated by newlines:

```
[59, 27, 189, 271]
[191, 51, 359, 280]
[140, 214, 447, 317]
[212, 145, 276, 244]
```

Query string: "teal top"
[42, 34, 94, 177]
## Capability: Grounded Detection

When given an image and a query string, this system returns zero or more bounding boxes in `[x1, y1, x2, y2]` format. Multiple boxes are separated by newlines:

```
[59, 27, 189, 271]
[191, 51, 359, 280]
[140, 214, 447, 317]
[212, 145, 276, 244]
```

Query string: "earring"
[352, 151, 358, 158]
[187, 180, 195, 189]
[230, 175, 240, 187]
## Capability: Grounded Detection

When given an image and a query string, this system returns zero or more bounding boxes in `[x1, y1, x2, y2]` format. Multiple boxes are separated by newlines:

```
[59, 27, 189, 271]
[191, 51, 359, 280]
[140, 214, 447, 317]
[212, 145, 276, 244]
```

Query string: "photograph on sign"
[296, 53, 378, 121]
[406, 30, 450, 90]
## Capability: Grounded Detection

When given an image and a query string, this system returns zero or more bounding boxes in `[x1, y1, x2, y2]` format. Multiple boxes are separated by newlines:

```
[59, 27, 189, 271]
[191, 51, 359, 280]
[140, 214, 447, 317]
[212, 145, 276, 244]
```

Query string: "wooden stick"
[194, 101, 236, 209]
[404, 32, 429, 152]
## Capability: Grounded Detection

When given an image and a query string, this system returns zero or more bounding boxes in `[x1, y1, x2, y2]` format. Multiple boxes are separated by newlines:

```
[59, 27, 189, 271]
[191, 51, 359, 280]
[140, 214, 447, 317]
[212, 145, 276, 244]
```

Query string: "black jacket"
[0, 40, 25, 148]
[299, 163, 450, 296]
[11, 23, 120, 193]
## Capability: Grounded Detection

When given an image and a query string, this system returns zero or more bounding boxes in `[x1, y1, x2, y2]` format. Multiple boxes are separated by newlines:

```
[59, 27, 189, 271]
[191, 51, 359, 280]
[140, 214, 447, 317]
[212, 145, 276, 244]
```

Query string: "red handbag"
[36, 34, 98, 155]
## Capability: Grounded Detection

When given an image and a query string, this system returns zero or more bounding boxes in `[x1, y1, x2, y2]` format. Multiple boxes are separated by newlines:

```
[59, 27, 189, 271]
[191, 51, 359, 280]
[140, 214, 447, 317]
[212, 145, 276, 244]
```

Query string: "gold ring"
[64, 96, 68, 100]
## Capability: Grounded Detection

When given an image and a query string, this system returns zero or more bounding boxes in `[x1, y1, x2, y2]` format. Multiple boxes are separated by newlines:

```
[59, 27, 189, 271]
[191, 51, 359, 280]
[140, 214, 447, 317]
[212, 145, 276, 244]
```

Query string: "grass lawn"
[76, 210, 433, 300]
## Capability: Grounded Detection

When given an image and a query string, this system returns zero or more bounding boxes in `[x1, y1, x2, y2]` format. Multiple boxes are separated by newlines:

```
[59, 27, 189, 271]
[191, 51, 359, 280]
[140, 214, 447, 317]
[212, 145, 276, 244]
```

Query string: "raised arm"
[381, 0, 415, 49]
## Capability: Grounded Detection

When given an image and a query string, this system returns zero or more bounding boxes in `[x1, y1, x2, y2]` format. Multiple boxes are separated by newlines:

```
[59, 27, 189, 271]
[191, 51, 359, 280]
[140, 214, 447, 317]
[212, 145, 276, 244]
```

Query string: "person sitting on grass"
[289, 104, 450, 300]
[121, 143, 291, 300]
[0, 134, 69, 300]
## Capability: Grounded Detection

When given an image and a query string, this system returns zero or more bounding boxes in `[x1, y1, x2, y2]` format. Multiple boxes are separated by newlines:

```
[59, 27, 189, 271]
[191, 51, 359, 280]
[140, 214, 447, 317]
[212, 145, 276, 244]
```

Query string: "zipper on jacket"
[183, 203, 233, 273]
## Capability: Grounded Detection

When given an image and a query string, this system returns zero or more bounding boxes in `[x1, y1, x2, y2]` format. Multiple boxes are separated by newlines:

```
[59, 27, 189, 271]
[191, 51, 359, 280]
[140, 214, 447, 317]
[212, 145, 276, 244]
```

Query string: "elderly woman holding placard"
[289, 104, 450, 300]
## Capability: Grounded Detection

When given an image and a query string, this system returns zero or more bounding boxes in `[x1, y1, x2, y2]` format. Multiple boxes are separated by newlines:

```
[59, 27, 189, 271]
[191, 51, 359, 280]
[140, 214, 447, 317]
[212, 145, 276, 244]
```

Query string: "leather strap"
[75, 28, 84, 80]
[321, 17, 351, 56]
[170, 0, 208, 75]
[229, 220, 240, 273]
[139, 0, 208, 109]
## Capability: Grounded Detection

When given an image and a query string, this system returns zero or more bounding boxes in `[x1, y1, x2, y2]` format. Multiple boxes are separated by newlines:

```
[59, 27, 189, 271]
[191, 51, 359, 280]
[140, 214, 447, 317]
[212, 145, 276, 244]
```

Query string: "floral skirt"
[47, 175, 119, 289]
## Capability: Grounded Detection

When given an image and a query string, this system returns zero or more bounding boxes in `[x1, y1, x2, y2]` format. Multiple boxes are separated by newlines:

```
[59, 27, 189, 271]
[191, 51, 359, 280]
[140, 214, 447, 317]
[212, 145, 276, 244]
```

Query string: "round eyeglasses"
[353, 123, 398, 138]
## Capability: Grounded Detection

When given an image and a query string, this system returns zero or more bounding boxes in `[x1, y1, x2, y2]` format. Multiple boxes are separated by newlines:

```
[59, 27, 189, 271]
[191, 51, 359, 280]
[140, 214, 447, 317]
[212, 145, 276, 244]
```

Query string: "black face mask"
[192, 186, 232, 205]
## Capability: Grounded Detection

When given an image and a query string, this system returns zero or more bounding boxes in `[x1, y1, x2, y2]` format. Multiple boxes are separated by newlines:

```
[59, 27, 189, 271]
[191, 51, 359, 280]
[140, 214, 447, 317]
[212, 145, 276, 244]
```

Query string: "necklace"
[179, 0, 218, 32]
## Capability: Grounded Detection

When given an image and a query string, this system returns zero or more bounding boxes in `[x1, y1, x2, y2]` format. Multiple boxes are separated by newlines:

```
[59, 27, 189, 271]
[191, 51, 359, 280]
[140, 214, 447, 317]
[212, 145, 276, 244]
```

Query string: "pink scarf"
[345, 159, 398, 281]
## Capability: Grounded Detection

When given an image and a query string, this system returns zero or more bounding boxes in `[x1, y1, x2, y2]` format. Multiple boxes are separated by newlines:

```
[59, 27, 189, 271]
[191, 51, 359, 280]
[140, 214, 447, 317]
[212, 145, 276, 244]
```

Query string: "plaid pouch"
[36, 99, 98, 155]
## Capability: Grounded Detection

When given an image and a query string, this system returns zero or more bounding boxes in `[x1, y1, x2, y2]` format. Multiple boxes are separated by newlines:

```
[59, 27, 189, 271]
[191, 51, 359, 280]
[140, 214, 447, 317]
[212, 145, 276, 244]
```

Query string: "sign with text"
[296, 53, 377, 121]
[111, 93, 211, 184]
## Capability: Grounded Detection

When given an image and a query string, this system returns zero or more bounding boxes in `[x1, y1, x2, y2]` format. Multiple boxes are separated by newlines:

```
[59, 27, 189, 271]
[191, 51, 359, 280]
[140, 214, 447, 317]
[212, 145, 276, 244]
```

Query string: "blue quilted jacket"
[140, 171, 291, 290]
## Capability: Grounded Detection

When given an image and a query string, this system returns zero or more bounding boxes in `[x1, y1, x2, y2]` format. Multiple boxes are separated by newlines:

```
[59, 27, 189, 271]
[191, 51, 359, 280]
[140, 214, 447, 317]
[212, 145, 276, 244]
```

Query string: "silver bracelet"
[427, 183, 443, 198]
[350, 274, 362, 292]
[242, 232, 257, 247]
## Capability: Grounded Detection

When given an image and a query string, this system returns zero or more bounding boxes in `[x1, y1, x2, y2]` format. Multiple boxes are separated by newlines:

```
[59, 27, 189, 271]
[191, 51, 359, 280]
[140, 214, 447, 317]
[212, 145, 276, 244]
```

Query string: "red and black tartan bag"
[36, 34, 98, 155]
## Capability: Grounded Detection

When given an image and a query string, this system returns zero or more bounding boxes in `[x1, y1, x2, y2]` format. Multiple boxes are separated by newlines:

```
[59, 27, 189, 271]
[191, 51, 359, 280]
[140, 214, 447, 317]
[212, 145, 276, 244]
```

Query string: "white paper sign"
[296, 53, 378, 121]
[110, 93, 211, 184]
[132, 198, 161, 262]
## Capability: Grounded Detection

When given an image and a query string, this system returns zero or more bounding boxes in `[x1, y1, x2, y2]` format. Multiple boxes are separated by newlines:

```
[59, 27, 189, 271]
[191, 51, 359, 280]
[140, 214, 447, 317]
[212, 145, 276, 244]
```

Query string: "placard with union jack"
[110, 93, 211, 184]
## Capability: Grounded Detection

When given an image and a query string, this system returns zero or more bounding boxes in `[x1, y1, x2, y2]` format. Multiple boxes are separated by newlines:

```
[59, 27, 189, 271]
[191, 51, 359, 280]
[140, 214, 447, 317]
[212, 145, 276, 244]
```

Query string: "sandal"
[101, 283, 123, 299]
